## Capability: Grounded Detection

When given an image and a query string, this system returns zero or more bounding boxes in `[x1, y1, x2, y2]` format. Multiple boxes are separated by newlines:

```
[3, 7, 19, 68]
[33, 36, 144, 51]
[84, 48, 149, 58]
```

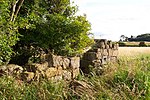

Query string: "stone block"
[45, 67, 58, 79]
[72, 68, 80, 78]
[112, 43, 119, 50]
[32, 62, 48, 71]
[62, 58, 70, 69]
[107, 49, 113, 56]
[51, 75, 63, 82]
[6, 64, 23, 75]
[57, 66, 63, 75]
[108, 41, 113, 48]
[70, 57, 80, 69]
[103, 49, 108, 56]
[100, 56, 108, 65]
[46, 54, 63, 67]
[99, 42, 105, 49]
[62, 70, 72, 80]
[105, 44, 109, 49]
[22, 71, 35, 82]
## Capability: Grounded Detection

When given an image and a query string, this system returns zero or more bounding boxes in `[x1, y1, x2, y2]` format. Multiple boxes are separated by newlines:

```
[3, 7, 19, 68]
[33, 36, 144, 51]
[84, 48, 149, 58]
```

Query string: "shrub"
[139, 41, 147, 47]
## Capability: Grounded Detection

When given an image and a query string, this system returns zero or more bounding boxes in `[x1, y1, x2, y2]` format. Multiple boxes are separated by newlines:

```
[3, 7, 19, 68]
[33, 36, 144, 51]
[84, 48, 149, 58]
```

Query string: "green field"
[119, 42, 150, 47]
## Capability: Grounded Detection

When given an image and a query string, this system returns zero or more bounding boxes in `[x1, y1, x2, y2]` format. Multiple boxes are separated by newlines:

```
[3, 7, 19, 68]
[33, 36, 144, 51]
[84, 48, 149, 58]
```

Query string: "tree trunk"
[10, 0, 19, 21]
[13, 0, 24, 22]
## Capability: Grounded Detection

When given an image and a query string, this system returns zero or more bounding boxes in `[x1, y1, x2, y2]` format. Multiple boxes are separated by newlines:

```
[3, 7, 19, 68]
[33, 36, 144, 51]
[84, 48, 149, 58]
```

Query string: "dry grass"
[118, 47, 150, 57]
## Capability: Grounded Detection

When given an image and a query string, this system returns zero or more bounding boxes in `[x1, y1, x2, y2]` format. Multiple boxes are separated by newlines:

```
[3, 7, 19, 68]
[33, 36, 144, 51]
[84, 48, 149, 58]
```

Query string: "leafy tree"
[0, 0, 21, 65]
[8, 0, 94, 65]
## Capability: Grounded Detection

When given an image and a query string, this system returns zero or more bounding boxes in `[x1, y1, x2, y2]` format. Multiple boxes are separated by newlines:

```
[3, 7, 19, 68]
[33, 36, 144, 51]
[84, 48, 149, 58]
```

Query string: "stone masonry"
[80, 39, 119, 74]
[0, 39, 118, 81]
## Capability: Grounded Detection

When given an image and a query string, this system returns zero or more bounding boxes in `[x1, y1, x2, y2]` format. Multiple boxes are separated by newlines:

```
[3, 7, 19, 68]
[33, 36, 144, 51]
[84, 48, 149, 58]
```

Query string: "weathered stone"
[108, 41, 113, 48]
[97, 52, 102, 59]
[99, 42, 105, 49]
[62, 58, 70, 69]
[116, 43, 119, 50]
[22, 71, 35, 82]
[46, 54, 63, 67]
[105, 44, 109, 49]
[62, 70, 72, 80]
[32, 61, 48, 71]
[57, 66, 63, 75]
[112, 43, 119, 49]
[72, 68, 80, 78]
[6, 64, 23, 75]
[107, 49, 113, 56]
[70, 57, 80, 69]
[81, 39, 118, 75]
[103, 49, 108, 56]
[24, 64, 36, 72]
[45, 67, 58, 79]
[52, 75, 62, 81]
[100, 56, 108, 65]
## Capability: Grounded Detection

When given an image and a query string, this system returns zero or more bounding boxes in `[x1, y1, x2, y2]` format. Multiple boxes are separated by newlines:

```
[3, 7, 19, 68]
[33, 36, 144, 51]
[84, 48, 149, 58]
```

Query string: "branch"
[13, 0, 24, 22]
[10, 0, 19, 21]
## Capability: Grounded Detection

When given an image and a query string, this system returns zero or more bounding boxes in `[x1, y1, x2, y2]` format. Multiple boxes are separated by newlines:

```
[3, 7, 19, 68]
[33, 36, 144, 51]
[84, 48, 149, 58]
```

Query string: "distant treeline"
[128, 33, 150, 42]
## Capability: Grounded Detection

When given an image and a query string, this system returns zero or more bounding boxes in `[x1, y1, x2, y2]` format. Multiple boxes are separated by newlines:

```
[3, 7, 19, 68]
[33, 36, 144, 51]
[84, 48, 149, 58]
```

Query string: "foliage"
[139, 41, 147, 47]
[128, 33, 150, 42]
[8, 0, 94, 65]
[0, 0, 20, 65]
[0, 0, 93, 65]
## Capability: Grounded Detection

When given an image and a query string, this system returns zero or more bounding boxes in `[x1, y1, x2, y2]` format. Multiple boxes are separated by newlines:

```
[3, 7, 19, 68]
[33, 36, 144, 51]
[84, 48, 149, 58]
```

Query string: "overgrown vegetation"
[0, 55, 149, 99]
[0, 0, 94, 66]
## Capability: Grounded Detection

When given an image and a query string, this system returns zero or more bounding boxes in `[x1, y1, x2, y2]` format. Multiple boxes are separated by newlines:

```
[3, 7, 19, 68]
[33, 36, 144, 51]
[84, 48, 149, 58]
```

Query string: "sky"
[71, 0, 150, 41]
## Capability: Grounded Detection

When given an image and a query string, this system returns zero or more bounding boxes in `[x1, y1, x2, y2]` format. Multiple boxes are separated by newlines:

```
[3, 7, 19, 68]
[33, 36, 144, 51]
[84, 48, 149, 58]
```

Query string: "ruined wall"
[80, 39, 119, 74]
[0, 54, 80, 82]
[0, 39, 118, 81]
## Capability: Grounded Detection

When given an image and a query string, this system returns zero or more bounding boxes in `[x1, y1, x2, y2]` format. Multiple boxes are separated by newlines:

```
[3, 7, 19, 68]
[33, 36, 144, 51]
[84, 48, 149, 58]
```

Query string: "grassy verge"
[0, 55, 150, 100]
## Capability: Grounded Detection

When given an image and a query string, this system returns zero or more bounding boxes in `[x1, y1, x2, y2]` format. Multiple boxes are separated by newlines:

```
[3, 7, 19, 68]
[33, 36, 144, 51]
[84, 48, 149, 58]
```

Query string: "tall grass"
[0, 55, 149, 100]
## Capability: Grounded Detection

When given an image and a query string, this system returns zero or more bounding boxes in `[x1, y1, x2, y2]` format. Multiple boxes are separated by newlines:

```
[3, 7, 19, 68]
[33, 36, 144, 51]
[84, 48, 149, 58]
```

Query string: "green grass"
[0, 55, 150, 100]
[119, 42, 150, 47]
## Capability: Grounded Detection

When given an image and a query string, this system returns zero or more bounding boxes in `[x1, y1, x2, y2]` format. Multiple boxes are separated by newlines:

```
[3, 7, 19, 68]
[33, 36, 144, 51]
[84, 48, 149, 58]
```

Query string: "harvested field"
[118, 47, 150, 57]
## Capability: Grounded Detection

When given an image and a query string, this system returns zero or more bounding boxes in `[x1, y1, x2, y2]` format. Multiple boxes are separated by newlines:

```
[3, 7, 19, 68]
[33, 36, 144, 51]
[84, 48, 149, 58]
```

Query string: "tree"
[7, 0, 94, 65]
[0, 0, 24, 65]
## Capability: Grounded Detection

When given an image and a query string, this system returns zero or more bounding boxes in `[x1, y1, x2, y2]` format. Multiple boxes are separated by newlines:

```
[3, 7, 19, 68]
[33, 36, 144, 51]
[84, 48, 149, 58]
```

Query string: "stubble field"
[119, 47, 150, 57]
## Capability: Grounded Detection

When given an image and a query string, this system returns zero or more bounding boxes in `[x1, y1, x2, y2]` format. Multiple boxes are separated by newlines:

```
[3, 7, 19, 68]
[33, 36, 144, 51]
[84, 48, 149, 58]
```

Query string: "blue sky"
[71, 0, 150, 41]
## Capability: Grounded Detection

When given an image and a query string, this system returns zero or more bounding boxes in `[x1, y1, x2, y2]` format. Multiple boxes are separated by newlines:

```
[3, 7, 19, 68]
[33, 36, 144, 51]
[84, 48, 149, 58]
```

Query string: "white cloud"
[71, 0, 150, 41]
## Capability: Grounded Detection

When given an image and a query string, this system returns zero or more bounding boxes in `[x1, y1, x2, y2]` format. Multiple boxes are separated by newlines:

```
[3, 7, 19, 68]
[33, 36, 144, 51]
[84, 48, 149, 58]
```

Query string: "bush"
[139, 41, 147, 47]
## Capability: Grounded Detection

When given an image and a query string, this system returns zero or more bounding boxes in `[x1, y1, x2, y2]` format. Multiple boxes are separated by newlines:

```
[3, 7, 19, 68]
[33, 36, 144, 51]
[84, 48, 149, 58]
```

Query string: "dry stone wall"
[0, 54, 80, 82]
[80, 39, 119, 74]
[0, 39, 118, 81]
